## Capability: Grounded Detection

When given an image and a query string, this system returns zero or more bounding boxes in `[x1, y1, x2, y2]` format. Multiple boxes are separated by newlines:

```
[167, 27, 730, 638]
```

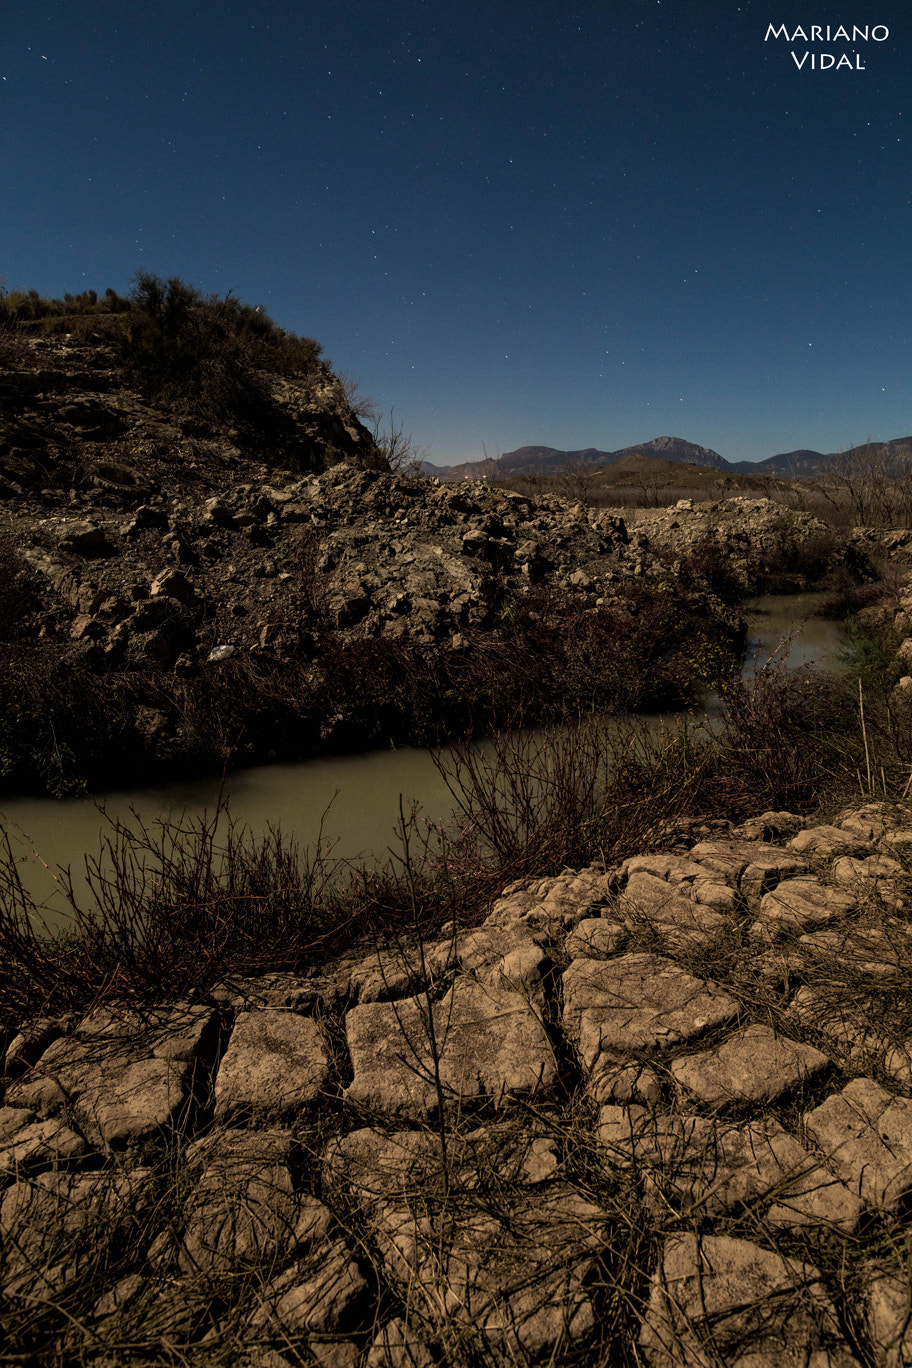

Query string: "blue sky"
[1, 0, 908, 465]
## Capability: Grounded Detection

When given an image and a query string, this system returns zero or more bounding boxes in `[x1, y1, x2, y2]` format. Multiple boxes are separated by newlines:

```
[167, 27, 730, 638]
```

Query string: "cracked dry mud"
[4, 801, 912, 1366]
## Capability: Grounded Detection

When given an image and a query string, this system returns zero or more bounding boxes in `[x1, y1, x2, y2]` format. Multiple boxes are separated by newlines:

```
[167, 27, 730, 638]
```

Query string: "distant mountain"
[740, 437, 912, 477]
[728, 449, 826, 476]
[598, 436, 728, 471]
[422, 435, 727, 481]
[421, 434, 912, 483]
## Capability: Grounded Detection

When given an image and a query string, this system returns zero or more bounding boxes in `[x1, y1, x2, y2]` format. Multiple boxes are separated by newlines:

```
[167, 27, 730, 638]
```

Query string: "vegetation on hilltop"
[0, 271, 326, 432]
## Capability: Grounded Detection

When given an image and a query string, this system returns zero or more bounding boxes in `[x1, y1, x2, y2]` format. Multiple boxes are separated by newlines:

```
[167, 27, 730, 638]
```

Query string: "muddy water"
[742, 591, 850, 675]
[0, 593, 849, 935]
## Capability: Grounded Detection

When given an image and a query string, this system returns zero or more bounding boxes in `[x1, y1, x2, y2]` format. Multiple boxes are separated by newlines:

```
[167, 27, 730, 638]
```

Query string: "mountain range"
[422, 434, 912, 482]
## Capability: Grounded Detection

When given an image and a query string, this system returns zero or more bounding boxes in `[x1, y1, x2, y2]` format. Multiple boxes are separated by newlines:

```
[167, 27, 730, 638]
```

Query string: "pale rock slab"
[249, 1242, 369, 1336]
[368, 1184, 605, 1363]
[690, 878, 740, 911]
[880, 828, 912, 854]
[4, 1015, 74, 1076]
[347, 938, 457, 1004]
[833, 853, 907, 884]
[804, 1078, 912, 1213]
[0, 1108, 87, 1173]
[163, 1127, 333, 1275]
[670, 1023, 831, 1106]
[456, 920, 548, 985]
[485, 866, 611, 935]
[732, 811, 805, 841]
[884, 1039, 912, 1089]
[366, 1317, 436, 1368]
[344, 975, 556, 1118]
[618, 871, 727, 948]
[839, 803, 903, 840]
[562, 953, 740, 1071]
[789, 824, 874, 856]
[864, 1263, 912, 1368]
[326, 1122, 561, 1210]
[214, 1010, 331, 1122]
[210, 970, 346, 1013]
[564, 917, 626, 959]
[588, 1060, 663, 1107]
[620, 854, 706, 884]
[5, 1003, 220, 1150]
[640, 1233, 860, 1368]
[688, 838, 808, 896]
[758, 877, 856, 930]
[1, 1168, 154, 1291]
[788, 987, 895, 1071]
[9, 1050, 195, 1150]
[798, 925, 909, 979]
[597, 1109, 860, 1230]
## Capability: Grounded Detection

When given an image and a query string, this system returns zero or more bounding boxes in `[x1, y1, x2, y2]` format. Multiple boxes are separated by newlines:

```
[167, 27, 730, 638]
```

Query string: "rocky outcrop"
[0, 342, 759, 790]
[634, 495, 871, 591]
[7, 454, 706, 665]
[4, 799, 912, 1365]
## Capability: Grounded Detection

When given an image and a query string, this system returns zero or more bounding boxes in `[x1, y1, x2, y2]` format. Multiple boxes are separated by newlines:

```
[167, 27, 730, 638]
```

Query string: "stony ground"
[4, 801, 912, 1366]
[2, 332, 855, 687]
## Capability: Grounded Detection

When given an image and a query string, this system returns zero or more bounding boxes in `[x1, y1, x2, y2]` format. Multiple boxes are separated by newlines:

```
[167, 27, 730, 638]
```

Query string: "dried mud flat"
[4, 801, 912, 1366]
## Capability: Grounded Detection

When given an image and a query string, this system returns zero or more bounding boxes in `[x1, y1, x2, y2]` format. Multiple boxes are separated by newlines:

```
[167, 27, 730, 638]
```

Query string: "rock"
[364, 1184, 605, 1362]
[804, 1078, 912, 1213]
[564, 917, 626, 958]
[689, 838, 808, 895]
[864, 1263, 912, 1368]
[1, 1168, 154, 1291]
[58, 520, 116, 556]
[248, 1243, 369, 1336]
[618, 869, 728, 949]
[4, 1015, 74, 1075]
[756, 877, 856, 931]
[163, 1127, 333, 1275]
[788, 986, 896, 1071]
[670, 1023, 831, 1106]
[6, 1003, 220, 1150]
[832, 853, 907, 884]
[344, 975, 557, 1117]
[562, 953, 741, 1074]
[150, 567, 194, 599]
[0, 1109, 87, 1173]
[346, 938, 456, 1004]
[788, 824, 874, 855]
[213, 1010, 331, 1122]
[640, 1233, 859, 1367]
[366, 1318, 436, 1368]
[798, 925, 909, 979]
[203, 496, 237, 526]
[207, 642, 236, 661]
[598, 1109, 861, 1229]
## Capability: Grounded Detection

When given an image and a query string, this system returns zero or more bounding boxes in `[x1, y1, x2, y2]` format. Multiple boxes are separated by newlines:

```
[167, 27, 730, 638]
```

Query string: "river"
[0, 592, 849, 933]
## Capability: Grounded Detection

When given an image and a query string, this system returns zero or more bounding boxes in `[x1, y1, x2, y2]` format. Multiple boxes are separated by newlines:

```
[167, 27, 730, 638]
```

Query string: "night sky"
[2, 0, 908, 465]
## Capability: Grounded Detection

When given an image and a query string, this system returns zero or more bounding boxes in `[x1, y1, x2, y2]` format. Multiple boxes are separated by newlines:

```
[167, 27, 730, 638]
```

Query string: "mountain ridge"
[423, 434, 912, 481]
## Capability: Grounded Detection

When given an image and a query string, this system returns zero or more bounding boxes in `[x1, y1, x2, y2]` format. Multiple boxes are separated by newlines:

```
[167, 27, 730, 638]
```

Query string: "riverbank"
[7, 329, 886, 796]
[4, 600, 912, 1363]
[3, 796, 912, 1366]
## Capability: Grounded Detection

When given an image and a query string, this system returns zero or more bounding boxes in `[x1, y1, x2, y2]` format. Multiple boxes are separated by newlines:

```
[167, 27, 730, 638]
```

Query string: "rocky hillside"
[0, 318, 875, 795]
[633, 495, 873, 592]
